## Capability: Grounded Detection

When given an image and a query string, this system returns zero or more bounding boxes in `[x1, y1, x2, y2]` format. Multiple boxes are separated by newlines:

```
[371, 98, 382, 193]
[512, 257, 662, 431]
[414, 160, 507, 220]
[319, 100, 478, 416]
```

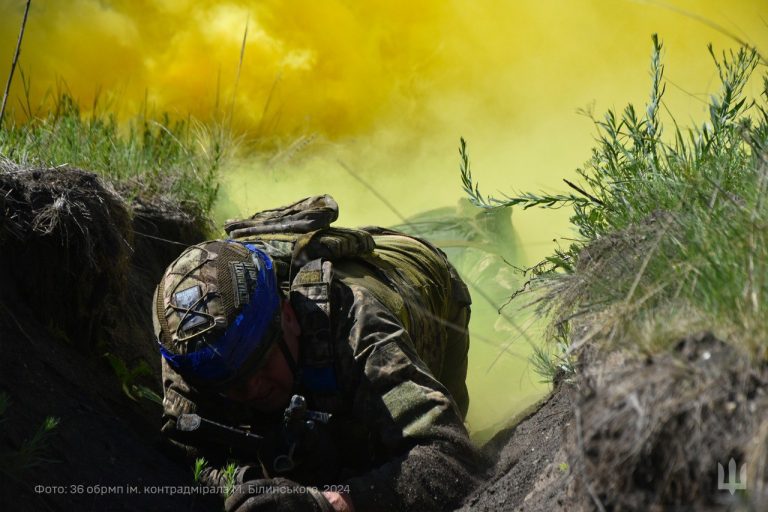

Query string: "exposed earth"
[0, 164, 217, 511]
[1, 165, 765, 511]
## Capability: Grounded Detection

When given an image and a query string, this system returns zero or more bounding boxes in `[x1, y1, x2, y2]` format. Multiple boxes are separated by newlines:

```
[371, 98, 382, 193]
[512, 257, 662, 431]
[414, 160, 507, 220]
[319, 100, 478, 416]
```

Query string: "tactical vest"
[224, 195, 463, 403]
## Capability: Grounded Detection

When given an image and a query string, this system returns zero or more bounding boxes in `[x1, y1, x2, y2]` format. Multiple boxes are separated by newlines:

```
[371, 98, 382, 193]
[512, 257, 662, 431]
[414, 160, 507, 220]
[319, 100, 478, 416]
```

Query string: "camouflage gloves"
[224, 478, 333, 512]
[198, 465, 263, 495]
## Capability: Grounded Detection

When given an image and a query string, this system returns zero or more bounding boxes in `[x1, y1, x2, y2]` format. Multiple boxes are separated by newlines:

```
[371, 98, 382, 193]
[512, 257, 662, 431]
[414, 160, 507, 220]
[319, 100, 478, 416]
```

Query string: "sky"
[1, 0, 766, 432]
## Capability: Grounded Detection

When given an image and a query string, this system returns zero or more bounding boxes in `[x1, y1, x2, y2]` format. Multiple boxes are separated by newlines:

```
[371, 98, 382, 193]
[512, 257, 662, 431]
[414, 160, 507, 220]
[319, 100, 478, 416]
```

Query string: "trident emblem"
[717, 458, 747, 495]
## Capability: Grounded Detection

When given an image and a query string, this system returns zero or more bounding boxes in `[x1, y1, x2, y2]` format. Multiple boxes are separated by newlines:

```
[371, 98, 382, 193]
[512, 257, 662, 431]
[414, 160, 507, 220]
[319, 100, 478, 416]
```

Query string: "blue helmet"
[152, 239, 282, 387]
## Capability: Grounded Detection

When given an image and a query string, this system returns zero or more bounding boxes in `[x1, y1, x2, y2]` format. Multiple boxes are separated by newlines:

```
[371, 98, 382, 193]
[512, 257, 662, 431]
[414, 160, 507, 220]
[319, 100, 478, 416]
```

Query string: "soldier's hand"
[224, 478, 332, 512]
[199, 465, 263, 496]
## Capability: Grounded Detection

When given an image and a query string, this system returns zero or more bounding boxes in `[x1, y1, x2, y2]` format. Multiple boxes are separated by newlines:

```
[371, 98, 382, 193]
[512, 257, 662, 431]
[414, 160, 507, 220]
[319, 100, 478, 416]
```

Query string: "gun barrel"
[177, 413, 264, 456]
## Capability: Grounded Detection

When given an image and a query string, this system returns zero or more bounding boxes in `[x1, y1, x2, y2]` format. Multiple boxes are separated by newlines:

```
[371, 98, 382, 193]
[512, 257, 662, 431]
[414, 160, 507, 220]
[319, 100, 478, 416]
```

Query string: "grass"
[0, 88, 234, 219]
[529, 325, 574, 383]
[103, 353, 163, 405]
[223, 461, 238, 497]
[193, 457, 208, 483]
[462, 35, 768, 375]
[0, 392, 60, 479]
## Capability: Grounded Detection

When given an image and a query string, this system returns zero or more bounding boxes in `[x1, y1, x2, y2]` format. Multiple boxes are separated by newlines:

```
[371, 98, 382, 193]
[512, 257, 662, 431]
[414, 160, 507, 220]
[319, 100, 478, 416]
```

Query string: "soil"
[460, 334, 768, 512]
[457, 384, 574, 511]
[0, 165, 216, 511]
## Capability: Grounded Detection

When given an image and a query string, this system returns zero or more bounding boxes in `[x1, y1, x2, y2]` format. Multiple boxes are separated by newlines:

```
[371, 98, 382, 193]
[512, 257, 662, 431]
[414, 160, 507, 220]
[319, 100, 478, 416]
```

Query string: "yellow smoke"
[2, 1, 765, 225]
[5, 1, 764, 141]
[2, 0, 766, 434]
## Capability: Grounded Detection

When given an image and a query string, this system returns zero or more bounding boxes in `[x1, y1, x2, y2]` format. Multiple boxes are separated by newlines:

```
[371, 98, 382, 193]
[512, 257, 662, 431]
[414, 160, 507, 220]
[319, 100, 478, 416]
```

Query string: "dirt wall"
[0, 163, 215, 511]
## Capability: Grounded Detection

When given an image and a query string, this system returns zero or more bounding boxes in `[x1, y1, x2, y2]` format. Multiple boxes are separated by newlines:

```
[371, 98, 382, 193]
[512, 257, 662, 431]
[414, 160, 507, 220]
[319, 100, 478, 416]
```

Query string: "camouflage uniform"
[157, 197, 483, 511]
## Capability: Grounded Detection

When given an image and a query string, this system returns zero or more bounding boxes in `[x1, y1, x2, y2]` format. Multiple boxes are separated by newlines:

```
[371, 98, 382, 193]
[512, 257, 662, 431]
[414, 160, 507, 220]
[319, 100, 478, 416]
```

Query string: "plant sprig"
[460, 34, 768, 373]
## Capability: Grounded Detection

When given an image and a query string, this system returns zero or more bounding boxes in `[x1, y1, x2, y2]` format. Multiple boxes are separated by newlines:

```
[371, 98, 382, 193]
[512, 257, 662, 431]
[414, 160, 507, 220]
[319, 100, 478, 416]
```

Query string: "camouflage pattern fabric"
[224, 195, 339, 238]
[154, 240, 252, 360]
[159, 200, 483, 511]
[337, 229, 472, 417]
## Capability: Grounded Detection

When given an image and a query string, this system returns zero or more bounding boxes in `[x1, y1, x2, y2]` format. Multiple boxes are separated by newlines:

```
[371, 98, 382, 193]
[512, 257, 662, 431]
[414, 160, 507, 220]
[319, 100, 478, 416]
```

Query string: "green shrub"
[462, 35, 768, 365]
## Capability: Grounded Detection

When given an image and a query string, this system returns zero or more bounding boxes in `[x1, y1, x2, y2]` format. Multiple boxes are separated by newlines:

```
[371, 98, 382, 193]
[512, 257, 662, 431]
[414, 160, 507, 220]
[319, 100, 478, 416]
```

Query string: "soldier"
[153, 196, 484, 512]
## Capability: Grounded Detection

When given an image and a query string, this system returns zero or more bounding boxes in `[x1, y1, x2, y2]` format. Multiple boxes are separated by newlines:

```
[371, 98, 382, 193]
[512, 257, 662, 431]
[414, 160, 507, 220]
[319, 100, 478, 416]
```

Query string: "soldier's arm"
[339, 286, 486, 512]
[160, 357, 201, 456]
[160, 359, 263, 491]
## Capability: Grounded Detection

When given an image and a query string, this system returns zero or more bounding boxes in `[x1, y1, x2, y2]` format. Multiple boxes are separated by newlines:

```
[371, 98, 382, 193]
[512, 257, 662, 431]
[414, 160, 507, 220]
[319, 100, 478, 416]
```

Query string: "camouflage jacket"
[160, 229, 484, 511]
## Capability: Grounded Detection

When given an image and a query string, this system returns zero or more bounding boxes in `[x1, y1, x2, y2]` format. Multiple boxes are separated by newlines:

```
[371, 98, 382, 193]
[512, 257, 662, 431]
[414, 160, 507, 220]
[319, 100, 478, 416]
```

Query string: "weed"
[223, 461, 238, 497]
[12, 416, 60, 471]
[462, 35, 768, 366]
[530, 328, 575, 383]
[193, 457, 208, 484]
[103, 353, 163, 405]
[0, 392, 60, 478]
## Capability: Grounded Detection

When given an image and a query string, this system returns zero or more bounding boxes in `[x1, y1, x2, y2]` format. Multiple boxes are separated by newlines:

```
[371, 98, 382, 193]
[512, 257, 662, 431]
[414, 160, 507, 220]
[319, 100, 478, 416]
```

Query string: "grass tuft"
[0, 393, 60, 478]
[223, 461, 238, 497]
[193, 457, 208, 484]
[103, 353, 163, 405]
[0, 91, 235, 218]
[462, 34, 768, 366]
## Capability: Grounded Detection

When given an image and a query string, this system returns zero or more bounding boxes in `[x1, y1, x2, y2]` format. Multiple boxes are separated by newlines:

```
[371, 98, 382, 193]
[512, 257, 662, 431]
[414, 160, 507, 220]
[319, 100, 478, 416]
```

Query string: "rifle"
[177, 395, 332, 476]
[176, 413, 265, 460]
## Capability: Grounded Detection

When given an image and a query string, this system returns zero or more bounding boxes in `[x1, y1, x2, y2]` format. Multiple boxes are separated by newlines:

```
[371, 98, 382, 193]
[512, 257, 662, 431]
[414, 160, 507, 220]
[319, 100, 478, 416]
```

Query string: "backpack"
[223, 195, 466, 398]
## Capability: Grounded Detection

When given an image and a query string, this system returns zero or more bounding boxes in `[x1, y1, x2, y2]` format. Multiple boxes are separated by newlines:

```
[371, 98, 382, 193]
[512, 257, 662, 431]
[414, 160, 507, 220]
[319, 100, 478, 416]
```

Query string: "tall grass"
[462, 35, 768, 368]
[0, 90, 233, 218]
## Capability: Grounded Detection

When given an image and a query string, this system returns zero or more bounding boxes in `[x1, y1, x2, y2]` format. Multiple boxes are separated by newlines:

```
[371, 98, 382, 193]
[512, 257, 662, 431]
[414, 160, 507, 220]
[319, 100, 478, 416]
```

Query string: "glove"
[224, 478, 333, 512]
[198, 465, 263, 496]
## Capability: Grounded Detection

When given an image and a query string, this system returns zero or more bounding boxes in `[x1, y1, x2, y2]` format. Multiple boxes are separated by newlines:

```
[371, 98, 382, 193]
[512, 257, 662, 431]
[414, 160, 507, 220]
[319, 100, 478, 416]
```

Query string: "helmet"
[153, 240, 282, 387]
